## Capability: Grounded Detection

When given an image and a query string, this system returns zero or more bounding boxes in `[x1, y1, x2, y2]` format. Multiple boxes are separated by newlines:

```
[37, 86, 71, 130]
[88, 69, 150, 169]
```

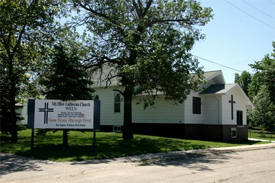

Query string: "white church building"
[94, 70, 252, 141]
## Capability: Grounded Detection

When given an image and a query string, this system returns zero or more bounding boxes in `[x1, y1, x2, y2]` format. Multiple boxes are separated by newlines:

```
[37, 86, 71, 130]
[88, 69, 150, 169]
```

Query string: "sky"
[191, 0, 275, 83]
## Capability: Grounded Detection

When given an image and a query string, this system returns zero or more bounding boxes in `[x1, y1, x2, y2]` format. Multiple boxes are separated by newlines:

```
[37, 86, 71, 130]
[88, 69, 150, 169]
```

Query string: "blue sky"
[192, 0, 275, 83]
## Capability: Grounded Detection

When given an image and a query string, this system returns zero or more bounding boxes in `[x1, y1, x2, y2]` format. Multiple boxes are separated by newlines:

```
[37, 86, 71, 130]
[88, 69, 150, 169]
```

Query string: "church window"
[193, 97, 201, 114]
[114, 94, 120, 113]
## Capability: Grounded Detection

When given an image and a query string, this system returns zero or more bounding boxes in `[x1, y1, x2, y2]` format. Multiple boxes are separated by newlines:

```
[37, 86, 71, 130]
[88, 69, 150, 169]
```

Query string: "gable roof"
[200, 84, 235, 94]
[200, 83, 253, 107]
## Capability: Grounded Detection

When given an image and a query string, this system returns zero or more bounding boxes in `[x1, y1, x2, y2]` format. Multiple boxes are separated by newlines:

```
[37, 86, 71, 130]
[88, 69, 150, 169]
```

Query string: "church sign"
[28, 99, 99, 130]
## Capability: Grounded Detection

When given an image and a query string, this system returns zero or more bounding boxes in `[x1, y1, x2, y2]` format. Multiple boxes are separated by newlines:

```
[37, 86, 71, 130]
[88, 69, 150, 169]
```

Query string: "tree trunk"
[8, 59, 18, 143]
[122, 86, 134, 140]
[10, 98, 17, 143]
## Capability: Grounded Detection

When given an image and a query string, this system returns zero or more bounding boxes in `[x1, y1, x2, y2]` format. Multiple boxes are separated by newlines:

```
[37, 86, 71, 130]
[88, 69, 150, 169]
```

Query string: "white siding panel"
[95, 88, 185, 125]
[95, 87, 248, 126]
[132, 97, 185, 124]
[184, 91, 204, 124]
[94, 88, 123, 126]
[222, 88, 247, 125]
[202, 95, 221, 124]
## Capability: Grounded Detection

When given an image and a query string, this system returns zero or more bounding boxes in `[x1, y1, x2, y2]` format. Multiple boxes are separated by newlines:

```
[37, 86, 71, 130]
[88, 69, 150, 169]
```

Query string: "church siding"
[94, 87, 124, 126]
[184, 91, 204, 124]
[202, 95, 221, 125]
[132, 96, 185, 124]
[94, 83, 249, 141]
[95, 87, 185, 126]
[222, 88, 247, 125]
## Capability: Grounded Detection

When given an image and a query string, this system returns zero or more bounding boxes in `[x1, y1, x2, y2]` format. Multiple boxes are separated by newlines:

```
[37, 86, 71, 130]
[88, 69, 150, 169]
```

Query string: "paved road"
[1, 147, 275, 183]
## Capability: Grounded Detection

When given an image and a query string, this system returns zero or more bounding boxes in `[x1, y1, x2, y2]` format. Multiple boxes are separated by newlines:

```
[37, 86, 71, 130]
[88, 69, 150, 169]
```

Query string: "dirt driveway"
[1, 145, 275, 183]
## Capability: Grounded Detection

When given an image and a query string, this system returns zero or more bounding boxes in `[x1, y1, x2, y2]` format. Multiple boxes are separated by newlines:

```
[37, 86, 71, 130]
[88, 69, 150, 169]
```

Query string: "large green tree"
[72, 0, 213, 139]
[247, 41, 275, 131]
[234, 71, 252, 97]
[40, 44, 94, 100]
[0, 0, 61, 142]
[249, 41, 275, 103]
[39, 44, 94, 147]
[248, 86, 275, 131]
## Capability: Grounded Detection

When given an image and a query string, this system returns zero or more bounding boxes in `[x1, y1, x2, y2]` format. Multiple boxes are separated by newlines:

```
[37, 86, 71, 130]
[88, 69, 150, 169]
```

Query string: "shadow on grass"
[1, 131, 209, 161]
[26, 137, 207, 162]
[248, 129, 275, 141]
[0, 130, 263, 174]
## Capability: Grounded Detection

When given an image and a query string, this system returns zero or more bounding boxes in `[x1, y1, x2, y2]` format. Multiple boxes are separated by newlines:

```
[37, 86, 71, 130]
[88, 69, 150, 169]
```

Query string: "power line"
[223, 0, 275, 30]
[192, 54, 242, 73]
[242, 0, 274, 20]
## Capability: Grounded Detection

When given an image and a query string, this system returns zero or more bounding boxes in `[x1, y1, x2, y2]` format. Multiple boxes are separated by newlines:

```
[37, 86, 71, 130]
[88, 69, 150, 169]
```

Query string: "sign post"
[27, 99, 35, 153]
[27, 99, 100, 151]
[31, 128, 34, 151]
[93, 124, 96, 153]
[93, 99, 100, 153]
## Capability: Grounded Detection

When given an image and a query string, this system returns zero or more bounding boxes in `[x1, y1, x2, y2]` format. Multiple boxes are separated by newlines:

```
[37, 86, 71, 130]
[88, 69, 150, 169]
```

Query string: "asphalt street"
[1, 145, 275, 183]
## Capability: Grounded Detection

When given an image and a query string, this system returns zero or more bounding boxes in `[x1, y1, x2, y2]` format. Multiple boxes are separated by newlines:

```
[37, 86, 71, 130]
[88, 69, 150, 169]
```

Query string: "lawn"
[0, 129, 265, 162]
[248, 129, 275, 141]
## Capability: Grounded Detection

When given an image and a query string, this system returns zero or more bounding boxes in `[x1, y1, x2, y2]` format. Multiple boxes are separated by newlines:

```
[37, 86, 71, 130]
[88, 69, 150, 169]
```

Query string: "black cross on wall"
[39, 103, 54, 124]
[228, 95, 236, 120]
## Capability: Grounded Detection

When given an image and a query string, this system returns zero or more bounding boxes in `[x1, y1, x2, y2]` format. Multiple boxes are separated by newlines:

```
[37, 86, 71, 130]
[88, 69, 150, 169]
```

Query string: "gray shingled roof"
[91, 68, 223, 88]
[200, 84, 236, 94]
[190, 70, 222, 80]
[203, 70, 222, 80]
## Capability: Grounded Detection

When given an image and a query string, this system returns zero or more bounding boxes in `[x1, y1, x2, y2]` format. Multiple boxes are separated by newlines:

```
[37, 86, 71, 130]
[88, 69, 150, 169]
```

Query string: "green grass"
[248, 129, 275, 141]
[0, 129, 265, 162]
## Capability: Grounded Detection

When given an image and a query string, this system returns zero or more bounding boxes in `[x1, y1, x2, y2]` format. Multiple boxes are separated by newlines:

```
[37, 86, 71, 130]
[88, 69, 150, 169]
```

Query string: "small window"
[237, 110, 243, 126]
[231, 127, 237, 138]
[114, 94, 120, 113]
[192, 97, 201, 114]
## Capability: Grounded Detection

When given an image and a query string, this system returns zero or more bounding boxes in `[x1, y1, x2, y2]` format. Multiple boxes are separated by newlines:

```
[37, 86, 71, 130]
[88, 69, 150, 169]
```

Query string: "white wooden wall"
[95, 87, 185, 125]
[94, 87, 124, 126]
[221, 88, 247, 125]
[132, 96, 185, 124]
[184, 91, 223, 125]
[202, 95, 222, 125]
[95, 87, 248, 126]
[184, 91, 204, 124]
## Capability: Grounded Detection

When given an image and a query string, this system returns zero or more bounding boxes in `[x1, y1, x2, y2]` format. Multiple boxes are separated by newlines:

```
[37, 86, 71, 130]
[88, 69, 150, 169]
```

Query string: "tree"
[248, 86, 275, 131]
[40, 44, 94, 100]
[72, 0, 213, 139]
[249, 41, 275, 103]
[247, 41, 275, 131]
[0, 62, 9, 132]
[0, 57, 23, 133]
[0, 0, 62, 142]
[0, 0, 57, 141]
[234, 71, 251, 97]
[40, 44, 94, 147]
[248, 72, 261, 102]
